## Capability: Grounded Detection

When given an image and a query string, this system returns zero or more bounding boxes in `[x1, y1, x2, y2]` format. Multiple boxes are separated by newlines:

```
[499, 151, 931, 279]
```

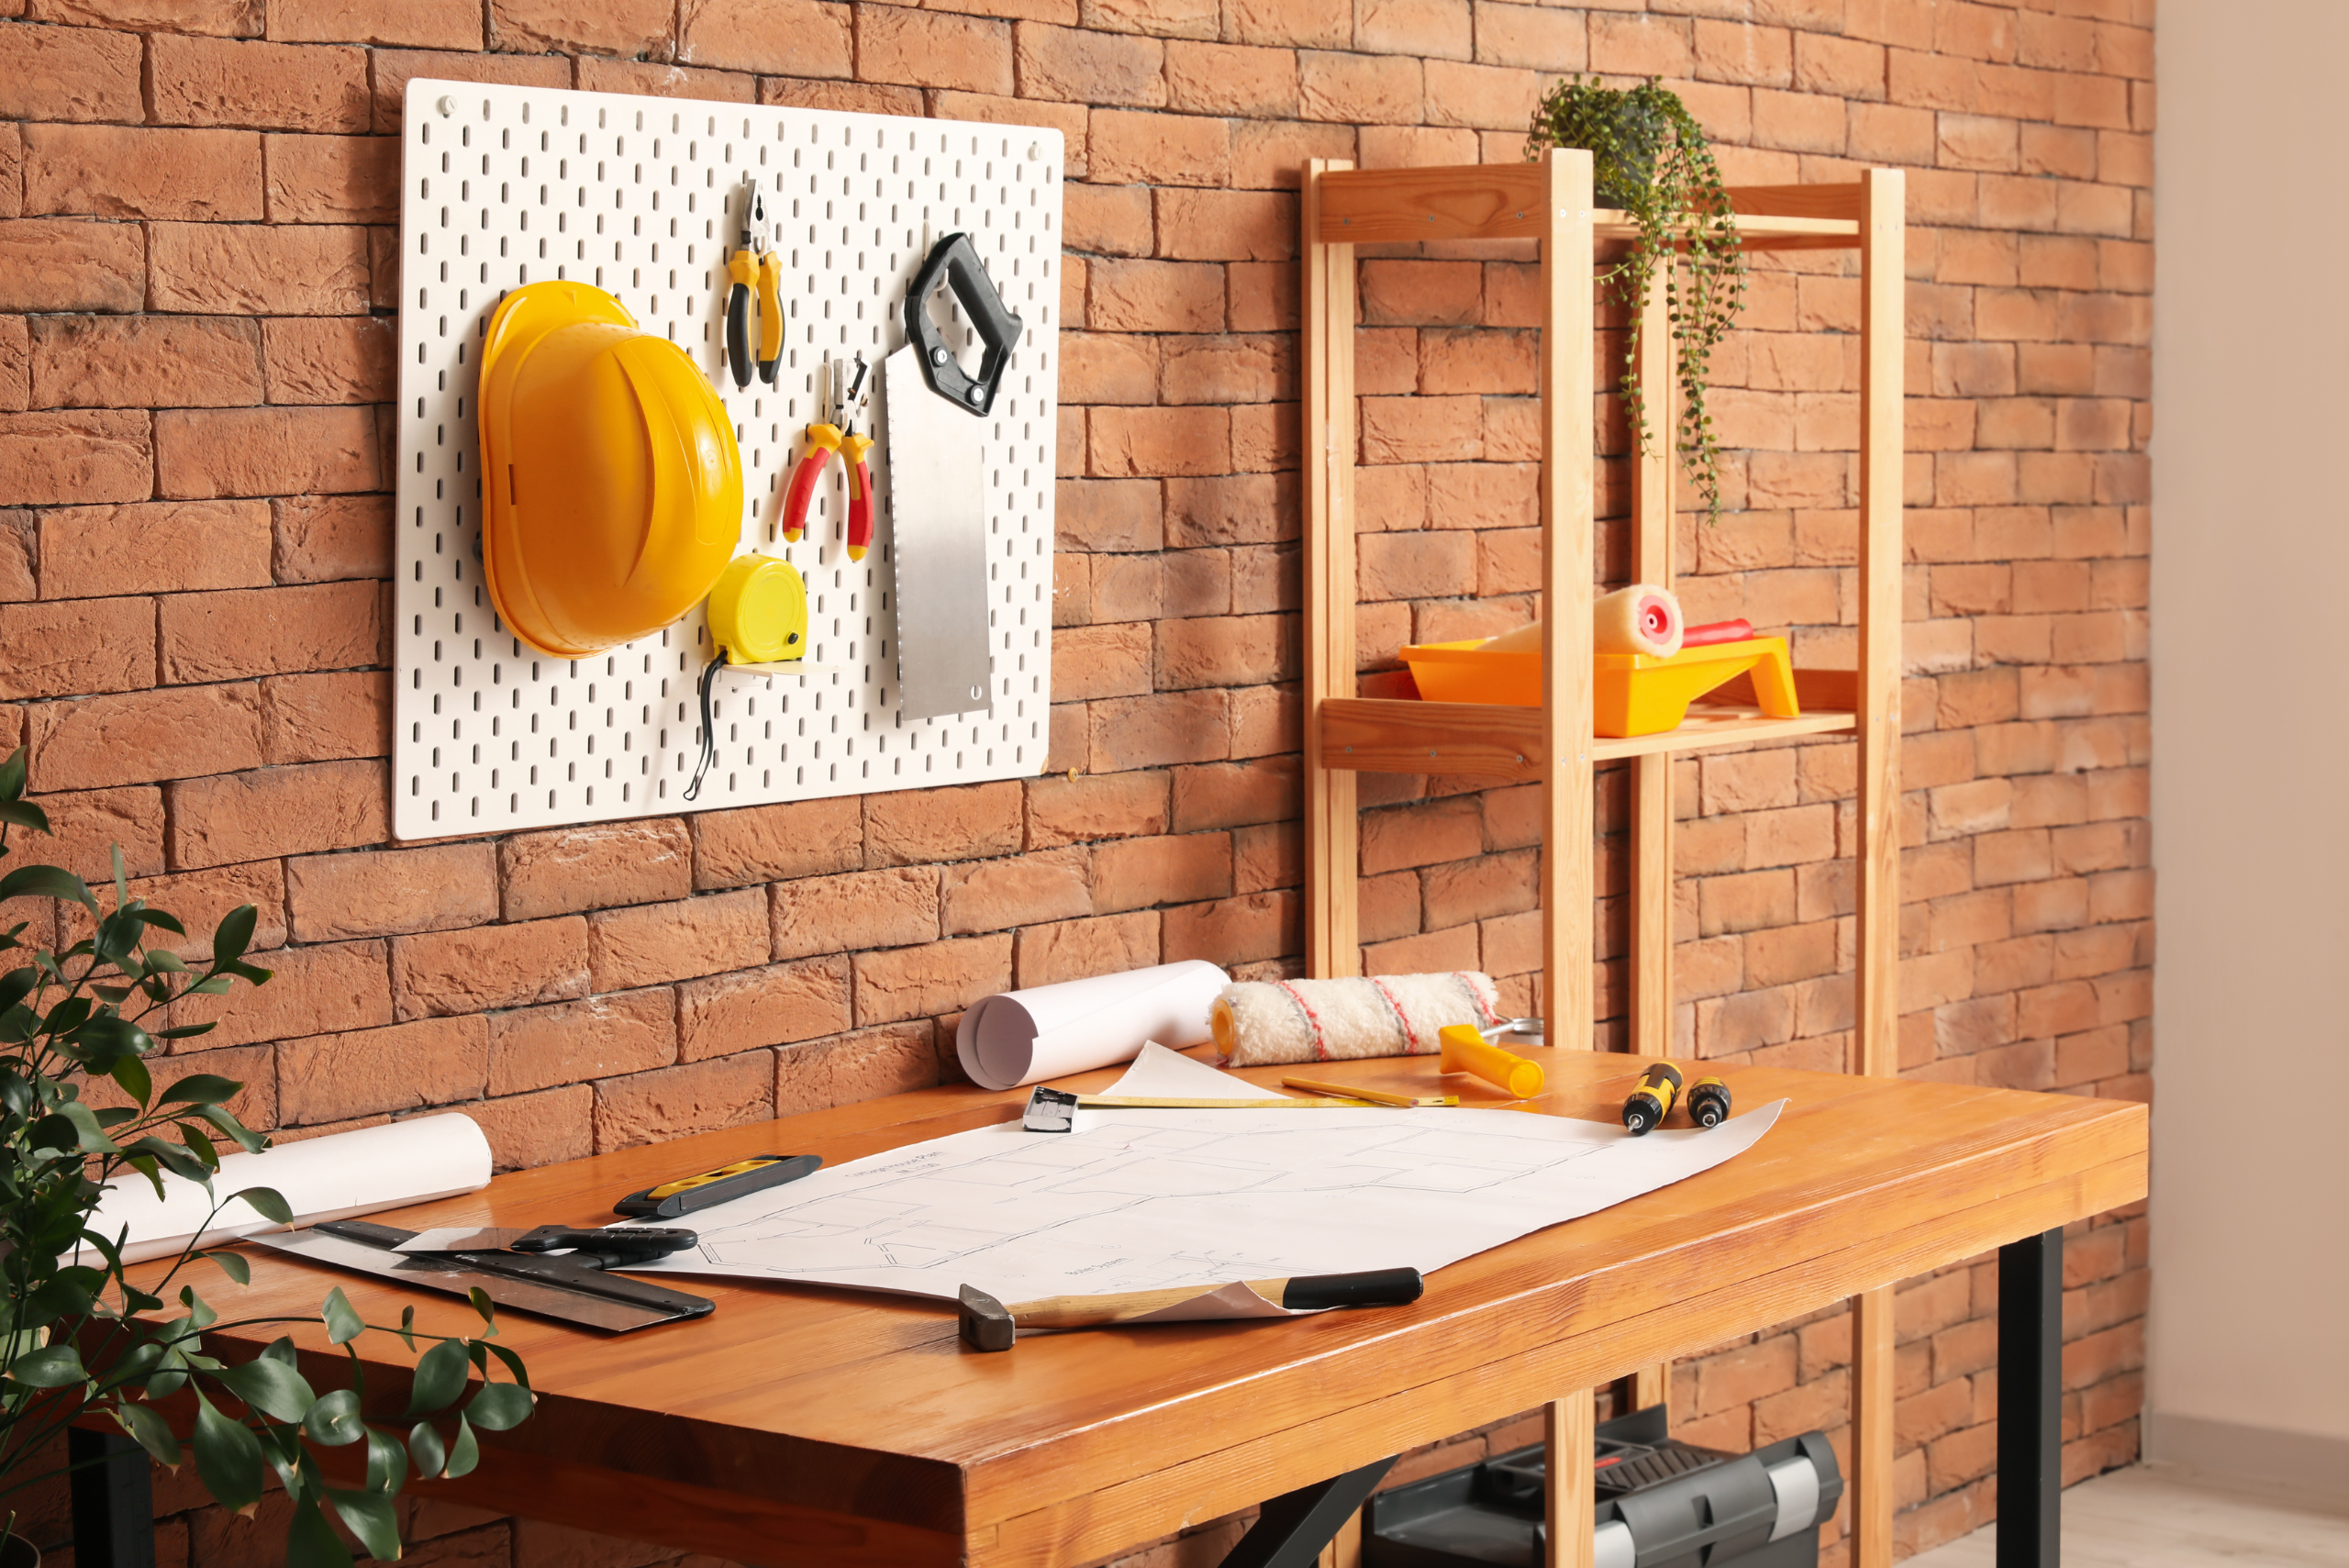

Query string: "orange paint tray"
[1398, 637, 1801, 738]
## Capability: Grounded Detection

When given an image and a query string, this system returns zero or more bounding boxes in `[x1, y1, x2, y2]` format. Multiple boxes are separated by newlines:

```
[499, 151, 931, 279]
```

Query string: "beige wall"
[2151, 0, 2349, 1461]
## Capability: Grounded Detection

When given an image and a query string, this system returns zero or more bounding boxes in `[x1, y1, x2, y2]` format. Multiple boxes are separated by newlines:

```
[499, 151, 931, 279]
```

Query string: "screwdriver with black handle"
[1621, 1062, 1683, 1135]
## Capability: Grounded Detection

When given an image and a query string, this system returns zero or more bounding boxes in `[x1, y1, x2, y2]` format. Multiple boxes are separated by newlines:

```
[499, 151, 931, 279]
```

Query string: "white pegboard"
[392, 81, 1061, 840]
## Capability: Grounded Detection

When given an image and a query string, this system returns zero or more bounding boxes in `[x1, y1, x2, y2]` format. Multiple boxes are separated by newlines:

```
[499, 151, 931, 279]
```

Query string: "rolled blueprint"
[1485, 584, 1686, 660]
[78, 1113, 494, 1265]
[1213, 972, 1503, 1066]
[956, 960, 1230, 1090]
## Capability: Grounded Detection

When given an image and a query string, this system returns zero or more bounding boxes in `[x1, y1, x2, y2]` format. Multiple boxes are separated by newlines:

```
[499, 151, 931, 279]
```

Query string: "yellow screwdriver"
[1621, 1062, 1683, 1135]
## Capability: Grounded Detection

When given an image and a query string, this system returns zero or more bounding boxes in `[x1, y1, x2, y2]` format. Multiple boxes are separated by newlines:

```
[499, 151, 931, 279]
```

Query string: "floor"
[1907, 1464, 2349, 1566]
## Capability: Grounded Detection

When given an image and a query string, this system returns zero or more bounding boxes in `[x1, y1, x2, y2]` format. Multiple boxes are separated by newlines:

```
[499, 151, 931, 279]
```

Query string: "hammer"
[956, 1268, 1424, 1351]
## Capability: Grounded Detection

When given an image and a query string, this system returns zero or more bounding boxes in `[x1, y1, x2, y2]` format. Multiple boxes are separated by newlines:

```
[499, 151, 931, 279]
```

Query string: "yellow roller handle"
[1438, 1024, 1543, 1099]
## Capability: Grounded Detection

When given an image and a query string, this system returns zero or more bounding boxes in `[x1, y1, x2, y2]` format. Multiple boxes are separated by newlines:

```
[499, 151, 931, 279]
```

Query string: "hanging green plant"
[1526, 76, 1747, 521]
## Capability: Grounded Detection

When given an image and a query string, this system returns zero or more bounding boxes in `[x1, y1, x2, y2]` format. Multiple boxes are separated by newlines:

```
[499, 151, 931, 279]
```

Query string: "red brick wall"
[0, 1, 2151, 1564]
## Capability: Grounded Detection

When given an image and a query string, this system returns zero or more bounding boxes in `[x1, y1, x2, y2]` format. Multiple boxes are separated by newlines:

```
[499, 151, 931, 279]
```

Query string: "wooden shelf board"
[1319, 697, 1858, 778]
[1314, 166, 1861, 247]
[1597, 705, 1858, 759]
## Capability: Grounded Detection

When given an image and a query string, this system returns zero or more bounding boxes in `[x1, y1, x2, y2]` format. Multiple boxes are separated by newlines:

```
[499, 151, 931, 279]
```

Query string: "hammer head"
[1021, 1085, 1079, 1133]
[958, 1284, 1016, 1351]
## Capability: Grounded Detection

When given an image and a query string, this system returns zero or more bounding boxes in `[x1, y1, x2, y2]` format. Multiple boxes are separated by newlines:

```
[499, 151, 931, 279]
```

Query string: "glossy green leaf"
[0, 747, 30, 803]
[118, 1401, 184, 1468]
[109, 1053, 153, 1107]
[234, 1184, 295, 1225]
[0, 864, 96, 914]
[177, 1284, 218, 1330]
[161, 1073, 244, 1106]
[478, 1342, 529, 1391]
[197, 1103, 267, 1154]
[211, 905, 259, 966]
[462, 1382, 533, 1432]
[8, 1342, 88, 1387]
[0, 968, 39, 1016]
[0, 801, 50, 833]
[72, 1014, 152, 1068]
[362, 1426, 405, 1494]
[302, 1387, 364, 1447]
[322, 1285, 365, 1345]
[204, 1249, 250, 1286]
[285, 1498, 357, 1568]
[191, 1390, 266, 1516]
[214, 1354, 317, 1423]
[329, 1488, 403, 1562]
[55, 1098, 122, 1154]
[443, 1416, 480, 1480]
[406, 1338, 469, 1418]
[406, 1420, 445, 1479]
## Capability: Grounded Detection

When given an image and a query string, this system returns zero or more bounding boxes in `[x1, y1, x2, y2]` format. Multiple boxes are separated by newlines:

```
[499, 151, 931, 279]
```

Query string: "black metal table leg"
[1997, 1227, 2063, 1568]
[67, 1428, 154, 1568]
[1219, 1454, 1397, 1568]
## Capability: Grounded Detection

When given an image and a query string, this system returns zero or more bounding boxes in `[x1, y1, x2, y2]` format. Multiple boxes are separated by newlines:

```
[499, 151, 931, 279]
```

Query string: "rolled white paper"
[955, 960, 1230, 1090]
[78, 1112, 494, 1265]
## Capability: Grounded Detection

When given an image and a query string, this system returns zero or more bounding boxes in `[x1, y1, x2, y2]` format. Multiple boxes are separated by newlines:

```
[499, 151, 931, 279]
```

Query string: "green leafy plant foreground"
[0, 748, 532, 1563]
[1526, 76, 1748, 522]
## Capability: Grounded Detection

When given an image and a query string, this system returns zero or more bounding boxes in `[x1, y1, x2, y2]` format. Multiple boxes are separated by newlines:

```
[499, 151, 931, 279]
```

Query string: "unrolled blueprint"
[629, 1049, 1784, 1311]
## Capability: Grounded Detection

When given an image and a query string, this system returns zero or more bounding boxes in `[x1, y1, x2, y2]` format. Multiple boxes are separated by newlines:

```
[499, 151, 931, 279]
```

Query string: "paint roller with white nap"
[1482, 584, 1687, 660]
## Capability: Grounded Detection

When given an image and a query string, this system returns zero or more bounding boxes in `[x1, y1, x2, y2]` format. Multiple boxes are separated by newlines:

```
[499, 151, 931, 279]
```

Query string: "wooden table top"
[180, 1051, 2147, 1568]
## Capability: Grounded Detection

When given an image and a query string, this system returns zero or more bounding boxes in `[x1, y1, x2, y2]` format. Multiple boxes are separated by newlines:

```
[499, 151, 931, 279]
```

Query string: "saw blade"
[881, 342, 994, 721]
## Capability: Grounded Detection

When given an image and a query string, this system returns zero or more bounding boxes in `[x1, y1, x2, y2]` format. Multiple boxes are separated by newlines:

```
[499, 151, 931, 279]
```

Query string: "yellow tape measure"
[707, 554, 807, 665]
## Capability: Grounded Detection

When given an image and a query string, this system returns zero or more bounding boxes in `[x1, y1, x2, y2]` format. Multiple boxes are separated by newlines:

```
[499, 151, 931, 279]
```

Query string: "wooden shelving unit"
[1300, 153, 1906, 1568]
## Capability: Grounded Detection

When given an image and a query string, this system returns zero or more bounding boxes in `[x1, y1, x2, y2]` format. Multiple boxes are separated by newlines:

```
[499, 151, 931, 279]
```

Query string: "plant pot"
[0, 1530, 41, 1568]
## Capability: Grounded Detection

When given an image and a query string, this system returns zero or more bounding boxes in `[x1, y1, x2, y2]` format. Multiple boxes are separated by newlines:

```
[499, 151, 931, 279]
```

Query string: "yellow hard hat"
[707, 554, 807, 664]
[479, 281, 741, 660]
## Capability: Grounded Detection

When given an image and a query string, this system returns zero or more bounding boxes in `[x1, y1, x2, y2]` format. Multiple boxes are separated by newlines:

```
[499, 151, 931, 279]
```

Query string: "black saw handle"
[904, 232, 1023, 418]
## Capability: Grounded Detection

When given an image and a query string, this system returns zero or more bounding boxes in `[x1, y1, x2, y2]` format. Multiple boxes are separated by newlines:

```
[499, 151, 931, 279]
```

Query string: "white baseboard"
[2145, 1410, 2349, 1506]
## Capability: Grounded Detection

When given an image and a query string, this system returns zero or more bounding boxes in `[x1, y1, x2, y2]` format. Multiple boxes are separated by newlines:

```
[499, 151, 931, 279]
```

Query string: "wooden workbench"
[118, 1048, 2145, 1568]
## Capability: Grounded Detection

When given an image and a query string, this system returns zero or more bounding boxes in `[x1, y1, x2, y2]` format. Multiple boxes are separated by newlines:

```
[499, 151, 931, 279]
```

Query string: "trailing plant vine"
[1526, 76, 1747, 521]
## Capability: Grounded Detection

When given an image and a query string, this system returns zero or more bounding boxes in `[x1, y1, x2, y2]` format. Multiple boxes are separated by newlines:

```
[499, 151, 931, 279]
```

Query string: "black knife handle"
[903, 232, 1023, 419]
[513, 1226, 696, 1257]
[1280, 1268, 1425, 1313]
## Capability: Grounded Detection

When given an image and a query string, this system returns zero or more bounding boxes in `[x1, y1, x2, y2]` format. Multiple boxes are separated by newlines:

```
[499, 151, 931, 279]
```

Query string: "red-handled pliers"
[782, 353, 874, 561]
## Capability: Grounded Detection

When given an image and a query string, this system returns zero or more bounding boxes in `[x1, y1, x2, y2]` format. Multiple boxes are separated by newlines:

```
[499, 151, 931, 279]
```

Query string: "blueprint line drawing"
[630, 1093, 1784, 1310]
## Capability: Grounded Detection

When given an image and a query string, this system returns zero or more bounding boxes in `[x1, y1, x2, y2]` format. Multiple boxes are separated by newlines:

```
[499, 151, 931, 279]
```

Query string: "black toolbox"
[1364, 1407, 1843, 1568]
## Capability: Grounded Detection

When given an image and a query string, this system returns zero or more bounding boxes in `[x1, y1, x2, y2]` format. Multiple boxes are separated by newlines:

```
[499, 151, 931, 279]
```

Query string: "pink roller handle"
[1634, 591, 1681, 649]
[1683, 618, 1754, 648]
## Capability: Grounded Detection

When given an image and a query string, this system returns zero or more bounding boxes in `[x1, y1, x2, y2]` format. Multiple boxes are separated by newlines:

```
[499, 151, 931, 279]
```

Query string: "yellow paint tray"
[1398, 637, 1800, 738]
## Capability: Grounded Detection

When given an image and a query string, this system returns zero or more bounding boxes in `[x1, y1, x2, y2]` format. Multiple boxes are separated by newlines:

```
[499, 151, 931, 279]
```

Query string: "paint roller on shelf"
[1481, 584, 1757, 659]
[1397, 584, 1800, 738]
